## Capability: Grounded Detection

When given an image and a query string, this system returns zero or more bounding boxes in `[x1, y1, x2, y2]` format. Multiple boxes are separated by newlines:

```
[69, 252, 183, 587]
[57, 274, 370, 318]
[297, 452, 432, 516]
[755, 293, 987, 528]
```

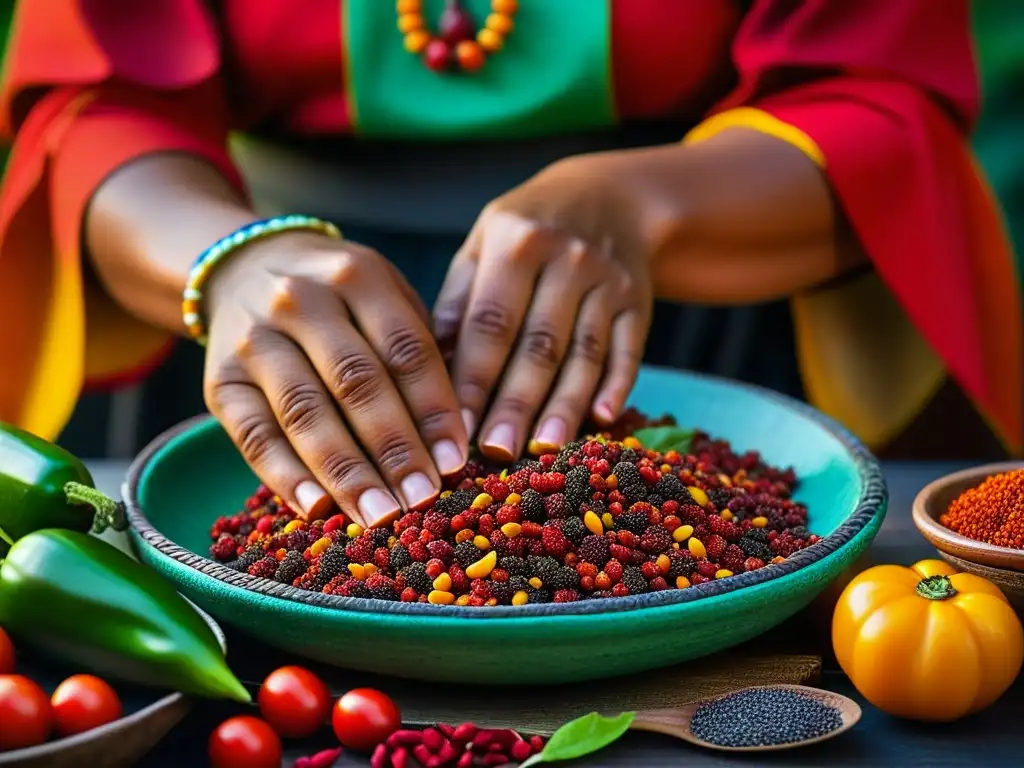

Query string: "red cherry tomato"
[0, 674, 53, 751]
[258, 665, 331, 738]
[209, 716, 282, 768]
[0, 628, 14, 674]
[50, 674, 123, 737]
[331, 688, 401, 752]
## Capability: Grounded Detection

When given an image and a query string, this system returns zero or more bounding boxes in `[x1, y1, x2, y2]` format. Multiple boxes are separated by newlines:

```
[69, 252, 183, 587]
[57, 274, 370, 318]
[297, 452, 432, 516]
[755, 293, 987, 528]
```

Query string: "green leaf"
[520, 711, 636, 767]
[631, 425, 694, 454]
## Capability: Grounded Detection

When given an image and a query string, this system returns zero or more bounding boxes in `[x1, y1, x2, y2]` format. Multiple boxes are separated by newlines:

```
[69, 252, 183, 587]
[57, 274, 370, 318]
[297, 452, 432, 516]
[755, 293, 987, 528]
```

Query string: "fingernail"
[401, 472, 439, 511]
[594, 401, 617, 423]
[481, 423, 516, 461]
[358, 488, 401, 528]
[532, 417, 566, 450]
[461, 409, 476, 439]
[295, 481, 332, 520]
[431, 440, 465, 476]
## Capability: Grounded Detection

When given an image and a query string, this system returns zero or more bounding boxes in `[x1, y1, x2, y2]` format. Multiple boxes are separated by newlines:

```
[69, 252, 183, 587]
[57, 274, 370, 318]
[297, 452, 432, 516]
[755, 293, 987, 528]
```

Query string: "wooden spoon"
[630, 684, 862, 753]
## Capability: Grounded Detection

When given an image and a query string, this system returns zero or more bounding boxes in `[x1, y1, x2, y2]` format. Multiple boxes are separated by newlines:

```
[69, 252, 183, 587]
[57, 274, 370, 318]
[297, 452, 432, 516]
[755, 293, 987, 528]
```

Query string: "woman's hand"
[201, 232, 469, 527]
[433, 155, 654, 461]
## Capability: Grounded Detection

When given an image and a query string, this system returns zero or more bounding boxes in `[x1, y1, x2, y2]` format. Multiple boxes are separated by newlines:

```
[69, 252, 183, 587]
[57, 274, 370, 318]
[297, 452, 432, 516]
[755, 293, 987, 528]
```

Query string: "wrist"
[185, 216, 342, 344]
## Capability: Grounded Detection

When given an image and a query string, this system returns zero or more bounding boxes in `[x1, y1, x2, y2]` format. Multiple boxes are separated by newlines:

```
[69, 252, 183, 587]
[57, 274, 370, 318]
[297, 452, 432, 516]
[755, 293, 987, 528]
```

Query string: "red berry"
[576, 562, 598, 578]
[407, 541, 428, 562]
[640, 561, 660, 580]
[649, 576, 669, 591]
[482, 478, 509, 501]
[541, 527, 570, 557]
[696, 559, 718, 578]
[604, 559, 624, 583]
[438, 3, 476, 44]
[401, 587, 418, 602]
[744, 557, 766, 572]
[705, 535, 727, 561]
[495, 505, 521, 526]
[690, 573, 711, 585]
[425, 559, 446, 579]
[478, 514, 495, 536]
[594, 572, 612, 590]
[609, 543, 632, 563]
[450, 514, 467, 532]
[580, 575, 595, 591]
[612, 583, 630, 597]
[616, 530, 639, 548]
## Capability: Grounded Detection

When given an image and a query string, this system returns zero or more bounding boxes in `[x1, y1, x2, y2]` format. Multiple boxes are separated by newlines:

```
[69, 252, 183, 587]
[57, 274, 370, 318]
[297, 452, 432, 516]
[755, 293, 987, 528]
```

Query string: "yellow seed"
[601, 512, 615, 529]
[718, 473, 733, 488]
[622, 437, 642, 450]
[584, 510, 604, 536]
[499, 469, 509, 481]
[752, 516, 769, 528]
[472, 493, 494, 510]
[475, 478, 485, 487]
[660, 464, 672, 473]
[455, 529, 475, 544]
[346, 523, 364, 538]
[433, 573, 452, 592]
[465, 550, 498, 579]
[396, 0, 421, 12]
[675, 576, 691, 589]
[687, 487, 709, 506]
[347, 563, 366, 580]
[505, 492, 522, 505]
[528, 577, 543, 589]
[772, 556, 786, 564]
[501, 522, 522, 538]
[310, 536, 333, 557]
[715, 569, 734, 579]
[720, 510, 734, 522]
[485, 597, 498, 606]
[688, 537, 707, 558]
[456, 594, 472, 606]
[672, 542, 680, 550]
[283, 519, 306, 534]
[387, 535, 397, 547]
[473, 535, 492, 550]
[428, 590, 455, 605]
[440, 490, 453, 499]
[512, 590, 529, 606]
[605, 475, 618, 490]
[656, 554, 671, 574]
[672, 524, 694, 543]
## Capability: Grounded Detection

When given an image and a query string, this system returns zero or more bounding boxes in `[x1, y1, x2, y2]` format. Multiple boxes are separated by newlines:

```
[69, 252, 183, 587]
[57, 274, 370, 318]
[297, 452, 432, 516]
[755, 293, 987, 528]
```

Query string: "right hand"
[201, 232, 468, 528]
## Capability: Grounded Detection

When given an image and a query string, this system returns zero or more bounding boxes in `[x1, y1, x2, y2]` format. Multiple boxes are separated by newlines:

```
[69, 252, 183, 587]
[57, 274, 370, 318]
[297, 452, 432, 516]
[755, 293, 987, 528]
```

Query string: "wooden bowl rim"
[124, 367, 888, 618]
[912, 461, 1024, 571]
[0, 602, 226, 765]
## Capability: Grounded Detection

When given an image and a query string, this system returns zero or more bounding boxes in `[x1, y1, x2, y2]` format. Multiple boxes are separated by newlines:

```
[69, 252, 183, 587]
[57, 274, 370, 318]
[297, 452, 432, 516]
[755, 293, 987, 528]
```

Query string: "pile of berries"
[208, 419, 821, 606]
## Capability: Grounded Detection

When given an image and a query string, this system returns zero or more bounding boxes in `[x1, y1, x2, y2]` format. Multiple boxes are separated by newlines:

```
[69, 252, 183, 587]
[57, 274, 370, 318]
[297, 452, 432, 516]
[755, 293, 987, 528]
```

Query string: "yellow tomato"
[833, 559, 1023, 722]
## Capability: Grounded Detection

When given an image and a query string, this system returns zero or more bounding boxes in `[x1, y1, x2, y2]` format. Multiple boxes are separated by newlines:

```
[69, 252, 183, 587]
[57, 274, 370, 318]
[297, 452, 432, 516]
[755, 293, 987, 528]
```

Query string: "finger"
[449, 219, 550, 440]
[432, 240, 479, 368]
[273, 278, 447, 515]
[477, 241, 597, 461]
[384, 259, 432, 330]
[344, 272, 470, 478]
[593, 308, 648, 423]
[241, 330, 401, 528]
[528, 286, 613, 454]
[205, 373, 337, 523]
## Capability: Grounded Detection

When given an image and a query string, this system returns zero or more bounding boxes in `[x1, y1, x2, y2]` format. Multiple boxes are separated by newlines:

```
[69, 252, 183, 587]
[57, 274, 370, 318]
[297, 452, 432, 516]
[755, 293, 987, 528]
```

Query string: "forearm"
[85, 154, 259, 333]
[596, 128, 865, 304]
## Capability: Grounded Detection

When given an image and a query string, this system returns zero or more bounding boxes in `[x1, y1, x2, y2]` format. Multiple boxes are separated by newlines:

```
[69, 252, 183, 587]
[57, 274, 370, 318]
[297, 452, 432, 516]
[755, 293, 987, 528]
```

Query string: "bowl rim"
[911, 460, 1024, 569]
[123, 368, 887, 619]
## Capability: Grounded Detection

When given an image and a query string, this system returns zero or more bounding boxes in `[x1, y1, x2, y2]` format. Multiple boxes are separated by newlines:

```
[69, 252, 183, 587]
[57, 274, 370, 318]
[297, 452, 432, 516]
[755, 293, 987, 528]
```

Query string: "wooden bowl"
[0, 603, 227, 768]
[912, 462, 1024, 609]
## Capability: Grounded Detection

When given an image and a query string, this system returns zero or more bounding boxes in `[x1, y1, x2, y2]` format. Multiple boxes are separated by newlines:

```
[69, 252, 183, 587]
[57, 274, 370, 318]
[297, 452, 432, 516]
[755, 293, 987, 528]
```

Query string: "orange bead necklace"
[398, 0, 518, 73]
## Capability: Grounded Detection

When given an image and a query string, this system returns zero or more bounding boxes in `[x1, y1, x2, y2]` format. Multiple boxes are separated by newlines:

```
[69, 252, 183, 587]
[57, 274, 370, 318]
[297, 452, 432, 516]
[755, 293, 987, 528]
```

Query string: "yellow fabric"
[683, 108, 945, 450]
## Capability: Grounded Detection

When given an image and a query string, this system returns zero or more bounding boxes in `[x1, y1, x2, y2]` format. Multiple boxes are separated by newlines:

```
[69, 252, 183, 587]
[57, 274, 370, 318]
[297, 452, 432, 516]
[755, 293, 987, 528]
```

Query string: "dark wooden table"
[87, 461, 1024, 766]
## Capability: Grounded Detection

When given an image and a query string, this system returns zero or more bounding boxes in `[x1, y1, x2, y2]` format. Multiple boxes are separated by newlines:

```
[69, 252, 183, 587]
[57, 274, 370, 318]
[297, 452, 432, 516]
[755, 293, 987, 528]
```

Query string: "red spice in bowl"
[940, 468, 1024, 550]
[206, 413, 822, 606]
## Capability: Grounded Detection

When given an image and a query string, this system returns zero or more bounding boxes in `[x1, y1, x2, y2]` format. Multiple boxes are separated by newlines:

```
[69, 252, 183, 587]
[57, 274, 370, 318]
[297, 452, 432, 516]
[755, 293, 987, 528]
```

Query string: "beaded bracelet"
[182, 215, 342, 345]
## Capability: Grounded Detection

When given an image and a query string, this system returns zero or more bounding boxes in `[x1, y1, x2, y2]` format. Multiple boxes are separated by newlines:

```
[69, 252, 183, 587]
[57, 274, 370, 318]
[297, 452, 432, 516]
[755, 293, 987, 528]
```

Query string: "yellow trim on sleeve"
[684, 107, 826, 168]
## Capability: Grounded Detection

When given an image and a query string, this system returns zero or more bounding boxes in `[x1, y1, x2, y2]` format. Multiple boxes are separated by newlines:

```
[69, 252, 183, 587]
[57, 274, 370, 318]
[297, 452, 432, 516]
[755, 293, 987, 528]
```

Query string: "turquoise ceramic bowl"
[125, 366, 886, 685]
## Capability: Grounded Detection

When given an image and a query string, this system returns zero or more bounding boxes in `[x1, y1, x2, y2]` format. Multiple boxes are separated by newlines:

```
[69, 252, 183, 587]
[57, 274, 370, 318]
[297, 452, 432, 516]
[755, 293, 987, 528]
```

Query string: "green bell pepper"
[0, 422, 127, 542]
[0, 528, 250, 703]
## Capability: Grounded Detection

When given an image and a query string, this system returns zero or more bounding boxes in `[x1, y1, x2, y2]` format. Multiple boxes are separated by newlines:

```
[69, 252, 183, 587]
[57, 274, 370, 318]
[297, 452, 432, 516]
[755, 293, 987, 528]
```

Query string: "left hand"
[433, 155, 654, 461]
